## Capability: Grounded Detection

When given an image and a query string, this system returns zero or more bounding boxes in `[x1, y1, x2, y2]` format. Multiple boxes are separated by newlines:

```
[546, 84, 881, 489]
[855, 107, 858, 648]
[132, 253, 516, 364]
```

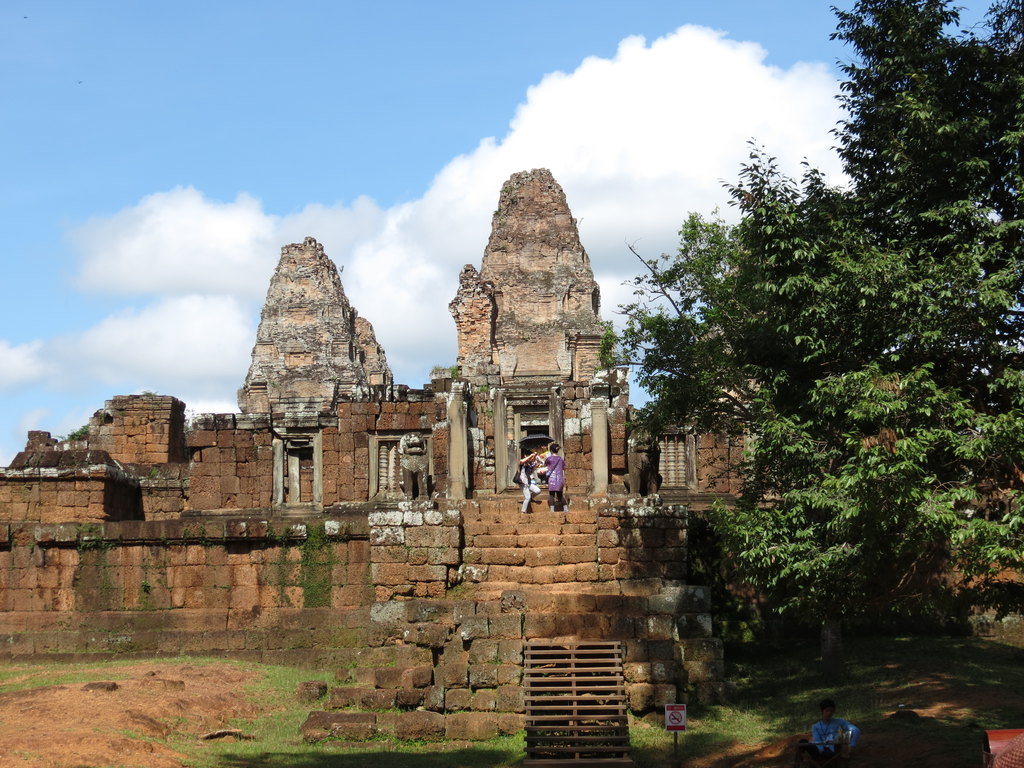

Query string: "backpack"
[514, 462, 532, 487]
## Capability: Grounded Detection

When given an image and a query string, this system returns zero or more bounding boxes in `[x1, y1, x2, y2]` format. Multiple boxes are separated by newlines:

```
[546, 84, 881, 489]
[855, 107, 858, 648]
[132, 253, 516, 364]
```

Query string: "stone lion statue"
[399, 432, 430, 500]
[625, 433, 661, 497]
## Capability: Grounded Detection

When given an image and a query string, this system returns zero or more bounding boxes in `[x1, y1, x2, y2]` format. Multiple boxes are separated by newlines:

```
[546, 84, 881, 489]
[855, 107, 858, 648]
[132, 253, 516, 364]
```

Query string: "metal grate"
[523, 640, 633, 767]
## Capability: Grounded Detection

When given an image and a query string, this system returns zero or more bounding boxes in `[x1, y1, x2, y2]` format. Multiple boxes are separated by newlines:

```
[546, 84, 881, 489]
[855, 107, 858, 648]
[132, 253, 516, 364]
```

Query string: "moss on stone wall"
[300, 523, 336, 608]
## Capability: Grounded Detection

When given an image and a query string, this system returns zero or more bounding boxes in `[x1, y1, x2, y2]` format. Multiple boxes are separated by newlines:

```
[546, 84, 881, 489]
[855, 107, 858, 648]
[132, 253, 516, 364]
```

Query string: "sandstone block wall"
[345, 582, 719, 715]
[181, 398, 444, 512]
[2, 375, 639, 518]
[337, 399, 443, 502]
[696, 433, 744, 495]
[136, 464, 189, 520]
[90, 395, 187, 465]
[369, 501, 463, 600]
[187, 414, 275, 511]
[0, 515, 372, 656]
[0, 454, 141, 524]
[0, 497, 723, 703]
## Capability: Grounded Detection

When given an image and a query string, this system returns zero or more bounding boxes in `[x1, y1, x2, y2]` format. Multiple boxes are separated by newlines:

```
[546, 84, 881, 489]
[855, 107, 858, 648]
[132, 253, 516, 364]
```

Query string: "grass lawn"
[175, 633, 1024, 767]
[2, 632, 1023, 767]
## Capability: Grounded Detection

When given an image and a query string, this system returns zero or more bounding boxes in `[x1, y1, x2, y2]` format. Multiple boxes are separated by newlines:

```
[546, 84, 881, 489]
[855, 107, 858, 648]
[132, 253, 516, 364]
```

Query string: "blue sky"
[0, 1, 991, 465]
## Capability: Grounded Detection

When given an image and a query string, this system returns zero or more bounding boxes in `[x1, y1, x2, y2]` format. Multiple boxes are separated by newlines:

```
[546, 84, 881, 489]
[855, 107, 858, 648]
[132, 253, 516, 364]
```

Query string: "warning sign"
[665, 703, 687, 732]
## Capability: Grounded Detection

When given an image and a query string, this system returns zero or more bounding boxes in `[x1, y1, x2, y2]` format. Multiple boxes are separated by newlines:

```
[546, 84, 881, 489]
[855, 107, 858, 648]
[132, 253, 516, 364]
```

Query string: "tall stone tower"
[238, 236, 392, 414]
[449, 169, 606, 384]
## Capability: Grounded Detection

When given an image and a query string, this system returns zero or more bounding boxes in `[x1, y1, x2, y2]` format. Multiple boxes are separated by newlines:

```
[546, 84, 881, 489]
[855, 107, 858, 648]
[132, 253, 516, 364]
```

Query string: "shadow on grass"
[208, 745, 522, 768]
[632, 730, 737, 767]
[621, 634, 1024, 768]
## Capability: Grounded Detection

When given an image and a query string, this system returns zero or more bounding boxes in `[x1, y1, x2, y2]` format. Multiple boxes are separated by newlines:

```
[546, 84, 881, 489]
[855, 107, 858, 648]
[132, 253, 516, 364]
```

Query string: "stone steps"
[327, 684, 433, 711]
[301, 710, 524, 743]
[325, 650, 441, 713]
[297, 496, 708, 743]
[462, 495, 687, 590]
[300, 579, 716, 742]
[459, 496, 614, 590]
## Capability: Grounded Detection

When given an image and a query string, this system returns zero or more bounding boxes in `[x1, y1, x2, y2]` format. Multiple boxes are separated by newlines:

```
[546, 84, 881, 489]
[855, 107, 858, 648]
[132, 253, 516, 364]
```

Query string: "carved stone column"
[548, 386, 564, 446]
[448, 383, 468, 499]
[493, 388, 507, 492]
[272, 437, 285, 506]
[312, 429, 323, 506]
[591, 399, 609, 496]
[288, 452, 301, 502]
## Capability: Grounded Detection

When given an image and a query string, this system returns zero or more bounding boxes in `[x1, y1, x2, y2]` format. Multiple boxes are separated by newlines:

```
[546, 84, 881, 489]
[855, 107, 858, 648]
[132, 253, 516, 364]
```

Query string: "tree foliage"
[613, 0, 1024, 637]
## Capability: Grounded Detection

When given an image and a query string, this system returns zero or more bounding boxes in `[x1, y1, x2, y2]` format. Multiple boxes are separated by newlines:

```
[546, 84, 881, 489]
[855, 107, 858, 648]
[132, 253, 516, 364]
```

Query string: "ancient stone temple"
[0, 168, 742, 744]
[238, 235, 393, 414]
[450, 168, 605, 383]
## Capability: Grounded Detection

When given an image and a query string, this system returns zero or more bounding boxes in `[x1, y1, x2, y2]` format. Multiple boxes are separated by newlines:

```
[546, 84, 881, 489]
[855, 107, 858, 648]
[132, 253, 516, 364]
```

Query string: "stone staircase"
[328, 645, 437, 711]
[299, 494, 720, 744]
[461, 495, 615, 596]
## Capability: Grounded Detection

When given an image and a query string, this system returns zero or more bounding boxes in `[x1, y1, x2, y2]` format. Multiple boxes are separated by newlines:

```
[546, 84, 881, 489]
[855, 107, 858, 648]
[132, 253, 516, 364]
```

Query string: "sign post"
[665, 704, 687, 767]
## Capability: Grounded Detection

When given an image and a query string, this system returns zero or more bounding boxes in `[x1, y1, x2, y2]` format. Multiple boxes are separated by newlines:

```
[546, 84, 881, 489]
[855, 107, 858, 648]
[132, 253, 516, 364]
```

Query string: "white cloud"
[338, 25, 842, 383]
[184, 398, 241, 421]
[0, 340, 50, 391]
[16, 408, 50, 435]
[56, 23, 843, 407]
[275, 196, 388, 264]
[49, 295, 254, 399]
[71, 187, 280, 299]
[0, 407, 52, 467]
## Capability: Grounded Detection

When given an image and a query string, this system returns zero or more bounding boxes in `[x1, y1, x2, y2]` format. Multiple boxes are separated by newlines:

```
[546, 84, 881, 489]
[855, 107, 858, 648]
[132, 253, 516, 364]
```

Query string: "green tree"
[613, 0, 1024, 678]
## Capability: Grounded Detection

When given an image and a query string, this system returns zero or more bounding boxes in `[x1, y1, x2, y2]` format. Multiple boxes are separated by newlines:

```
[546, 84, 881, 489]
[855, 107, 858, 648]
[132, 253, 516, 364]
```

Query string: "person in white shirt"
[518, 450, 541, 513]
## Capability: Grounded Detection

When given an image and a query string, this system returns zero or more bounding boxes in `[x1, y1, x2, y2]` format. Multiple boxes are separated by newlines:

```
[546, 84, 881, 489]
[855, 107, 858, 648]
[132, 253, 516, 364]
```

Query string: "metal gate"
[523, 640, 633, 767]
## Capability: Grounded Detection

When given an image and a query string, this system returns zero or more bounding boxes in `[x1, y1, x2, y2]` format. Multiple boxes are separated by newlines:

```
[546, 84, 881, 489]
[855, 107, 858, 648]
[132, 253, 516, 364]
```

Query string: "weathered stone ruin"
[239, 235, 393, 415]
[450, 168, 605, 383]
[0, 169, 743, 742]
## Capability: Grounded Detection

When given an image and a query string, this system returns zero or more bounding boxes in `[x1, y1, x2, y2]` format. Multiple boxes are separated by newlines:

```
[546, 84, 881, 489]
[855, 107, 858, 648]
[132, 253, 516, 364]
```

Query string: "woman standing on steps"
[518, 449, 541, 513]
[544, 443, 567, 512]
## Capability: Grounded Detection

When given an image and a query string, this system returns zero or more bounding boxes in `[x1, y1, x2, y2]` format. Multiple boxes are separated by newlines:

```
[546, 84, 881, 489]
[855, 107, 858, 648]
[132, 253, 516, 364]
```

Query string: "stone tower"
[449, 169, 605, 384]
[238, 236, 391, 414]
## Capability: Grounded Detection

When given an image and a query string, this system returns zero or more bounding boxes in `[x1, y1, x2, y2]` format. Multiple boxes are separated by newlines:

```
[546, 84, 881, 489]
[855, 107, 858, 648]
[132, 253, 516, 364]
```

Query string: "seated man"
[797, 697, 860, 763]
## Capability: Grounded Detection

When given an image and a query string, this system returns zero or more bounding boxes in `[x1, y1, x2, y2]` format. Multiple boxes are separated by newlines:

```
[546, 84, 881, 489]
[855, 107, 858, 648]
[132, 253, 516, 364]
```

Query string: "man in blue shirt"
[797, 697, 861, 763]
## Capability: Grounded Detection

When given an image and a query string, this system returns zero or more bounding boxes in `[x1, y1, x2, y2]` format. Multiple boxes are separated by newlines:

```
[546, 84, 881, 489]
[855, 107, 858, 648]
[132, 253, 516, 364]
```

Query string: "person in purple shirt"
[544, 443, 567, 512]
[798, 698, 860, 763]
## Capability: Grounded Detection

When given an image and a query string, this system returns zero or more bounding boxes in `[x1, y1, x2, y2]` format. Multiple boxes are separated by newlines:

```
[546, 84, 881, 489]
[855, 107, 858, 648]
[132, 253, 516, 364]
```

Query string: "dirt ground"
[0, 662, 261, 768]
[698, 670, 1024, 768]
[0, 661, 1016, 767]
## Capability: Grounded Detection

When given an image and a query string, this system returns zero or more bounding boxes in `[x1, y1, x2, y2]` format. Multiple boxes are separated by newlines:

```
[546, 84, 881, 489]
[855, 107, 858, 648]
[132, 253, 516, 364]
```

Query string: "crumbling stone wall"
[0, 496, 724, 705]
[355, 317, 393, 388]
[136, 463, 189, 520]
[186, 414, 275, 511]
[89, 394, 187, 465]
[0, 515, 371, 655]
[0, 450, 141, 524]
[180, 396, 444, 512]
[336, 398, 443, 502]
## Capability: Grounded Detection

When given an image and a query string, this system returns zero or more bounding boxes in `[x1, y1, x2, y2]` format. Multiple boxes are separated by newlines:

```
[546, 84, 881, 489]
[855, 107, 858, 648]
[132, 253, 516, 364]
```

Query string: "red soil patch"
[0, 662, 260, 768]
